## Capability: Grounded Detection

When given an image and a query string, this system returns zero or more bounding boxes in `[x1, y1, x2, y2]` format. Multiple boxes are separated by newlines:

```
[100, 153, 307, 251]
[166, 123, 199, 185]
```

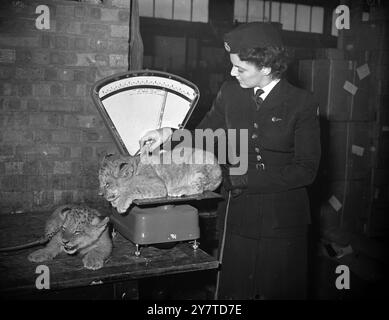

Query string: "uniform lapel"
[260, 79, 289, 110]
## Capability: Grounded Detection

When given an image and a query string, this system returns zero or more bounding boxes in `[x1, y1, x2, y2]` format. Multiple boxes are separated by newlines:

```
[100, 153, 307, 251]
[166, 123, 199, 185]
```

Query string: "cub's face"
[60, 211, 109, 254]
[99, 174, 120, 202]
[98, 155, 137, 205]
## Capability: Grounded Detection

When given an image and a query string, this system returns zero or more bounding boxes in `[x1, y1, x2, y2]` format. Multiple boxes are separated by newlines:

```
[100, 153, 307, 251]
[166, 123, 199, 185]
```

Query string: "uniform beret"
[223, 22, 283, 53]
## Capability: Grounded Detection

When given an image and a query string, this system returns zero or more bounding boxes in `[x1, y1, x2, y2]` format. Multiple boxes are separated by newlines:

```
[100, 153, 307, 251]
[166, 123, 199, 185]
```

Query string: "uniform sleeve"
[247, 94, 321, 193]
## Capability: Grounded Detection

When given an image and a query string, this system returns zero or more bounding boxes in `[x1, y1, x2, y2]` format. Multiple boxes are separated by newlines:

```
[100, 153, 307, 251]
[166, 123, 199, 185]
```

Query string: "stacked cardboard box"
[301, 15, 389, 238]
[299, 57, 374, 235]
[345, 19, 389, 238]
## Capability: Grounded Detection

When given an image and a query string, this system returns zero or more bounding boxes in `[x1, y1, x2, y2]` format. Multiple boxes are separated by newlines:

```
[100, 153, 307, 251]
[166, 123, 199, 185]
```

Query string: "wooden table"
[0, 211, 219, 299]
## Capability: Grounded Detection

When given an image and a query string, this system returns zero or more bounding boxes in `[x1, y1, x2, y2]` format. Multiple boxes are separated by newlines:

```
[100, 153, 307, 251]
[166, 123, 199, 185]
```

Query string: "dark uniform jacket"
[196, 78, 321, 239]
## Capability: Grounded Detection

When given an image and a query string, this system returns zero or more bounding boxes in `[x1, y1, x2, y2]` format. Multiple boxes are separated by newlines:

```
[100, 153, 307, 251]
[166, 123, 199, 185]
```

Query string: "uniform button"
[251, 133, 258, 139]
[256, 163, 265, 170]
[257, 155, 262, 161]
[253, 122, 258, 129]
[255, 147, 260, 153]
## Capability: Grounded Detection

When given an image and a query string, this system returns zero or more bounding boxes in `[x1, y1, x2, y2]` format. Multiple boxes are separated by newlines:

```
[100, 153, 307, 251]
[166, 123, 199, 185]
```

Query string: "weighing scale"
[91, 70, 222, 256]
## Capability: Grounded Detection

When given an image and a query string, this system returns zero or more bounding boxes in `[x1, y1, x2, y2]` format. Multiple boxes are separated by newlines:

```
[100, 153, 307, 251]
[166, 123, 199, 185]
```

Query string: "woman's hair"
[238, 46, 289, 79]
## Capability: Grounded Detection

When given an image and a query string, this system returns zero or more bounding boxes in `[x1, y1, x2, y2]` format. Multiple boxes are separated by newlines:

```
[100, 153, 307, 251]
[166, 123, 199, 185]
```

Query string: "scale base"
[109, 204, 200, 256]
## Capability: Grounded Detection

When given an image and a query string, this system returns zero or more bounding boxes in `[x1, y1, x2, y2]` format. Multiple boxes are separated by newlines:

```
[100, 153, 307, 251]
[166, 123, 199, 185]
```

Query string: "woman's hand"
[139, 127, 173, 153]
[221, 165, 248, 197]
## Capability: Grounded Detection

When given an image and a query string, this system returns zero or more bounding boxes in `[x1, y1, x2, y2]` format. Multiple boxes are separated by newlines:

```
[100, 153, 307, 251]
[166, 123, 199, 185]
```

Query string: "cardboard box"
[376, 133, 389, 169]
[316, 48, 345, 60]
[368, 203, 389, 237]
[325, 179, 370, 234]
[321, 121, 373, 181]
[298, 59, 374, 121]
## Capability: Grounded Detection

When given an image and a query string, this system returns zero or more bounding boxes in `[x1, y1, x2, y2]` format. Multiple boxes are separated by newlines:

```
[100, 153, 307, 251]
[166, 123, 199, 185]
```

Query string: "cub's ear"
[119, 162, 133, 177]
[59, 207, 72, 220]
[119, 163, 127, 170]
[93, 216, 110, 228]
[101, 153, 115, 165]
[45, 205, 72, 237]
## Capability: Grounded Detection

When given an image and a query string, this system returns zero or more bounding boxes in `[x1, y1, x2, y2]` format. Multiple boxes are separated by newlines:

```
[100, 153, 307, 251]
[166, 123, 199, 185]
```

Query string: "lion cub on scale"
[28, 205, 112, 270]
[99, 147, 222, 213]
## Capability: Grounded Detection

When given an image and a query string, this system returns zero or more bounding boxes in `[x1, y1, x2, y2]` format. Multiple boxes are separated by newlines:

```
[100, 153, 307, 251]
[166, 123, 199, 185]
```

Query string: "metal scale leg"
[134, 244, 141, 256]
[191, 240, 199, 250]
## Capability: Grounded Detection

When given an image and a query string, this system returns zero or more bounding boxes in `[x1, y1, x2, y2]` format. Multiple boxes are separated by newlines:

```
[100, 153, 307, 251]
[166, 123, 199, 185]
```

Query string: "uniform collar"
[254, 78, 281, 101]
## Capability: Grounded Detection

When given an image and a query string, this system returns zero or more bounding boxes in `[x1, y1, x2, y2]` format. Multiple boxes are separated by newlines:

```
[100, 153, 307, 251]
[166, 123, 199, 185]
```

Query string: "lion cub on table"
[28, 205, 112, 270]
[99, 147, 222, 213]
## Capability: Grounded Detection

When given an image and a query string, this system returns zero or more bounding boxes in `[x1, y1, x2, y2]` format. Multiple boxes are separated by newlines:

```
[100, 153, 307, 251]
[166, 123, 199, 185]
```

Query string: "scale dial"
[92, 70, 199, 156]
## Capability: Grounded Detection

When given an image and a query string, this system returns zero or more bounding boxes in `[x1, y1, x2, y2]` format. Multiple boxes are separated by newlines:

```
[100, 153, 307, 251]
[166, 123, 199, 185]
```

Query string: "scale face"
[91, 70, 200, 156]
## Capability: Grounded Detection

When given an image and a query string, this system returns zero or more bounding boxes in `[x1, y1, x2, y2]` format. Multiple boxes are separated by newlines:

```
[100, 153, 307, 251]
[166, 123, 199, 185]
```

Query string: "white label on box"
[362, 12, 370, 22]
[329, 195, 342, 212]
[356, 64, 370, 80]
[343, 81, 358, 95]
[351, 144, 364, 156]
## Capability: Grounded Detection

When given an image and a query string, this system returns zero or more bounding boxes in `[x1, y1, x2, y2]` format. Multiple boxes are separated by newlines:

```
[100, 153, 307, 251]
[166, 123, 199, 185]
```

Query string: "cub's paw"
[167, 190, 183, 197]
[115, 196, 133, 214]
[28, 249, 55, 262]
[82, 253, 105, 270]
[168, 186, 195, 197]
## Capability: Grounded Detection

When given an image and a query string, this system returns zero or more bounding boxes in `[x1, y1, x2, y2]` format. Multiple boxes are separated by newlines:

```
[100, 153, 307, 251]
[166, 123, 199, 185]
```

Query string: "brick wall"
[0, 0, 131, 213]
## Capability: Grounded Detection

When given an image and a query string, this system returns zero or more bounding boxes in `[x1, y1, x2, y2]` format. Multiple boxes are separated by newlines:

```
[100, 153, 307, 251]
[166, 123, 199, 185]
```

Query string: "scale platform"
[92, 70, 221, 255]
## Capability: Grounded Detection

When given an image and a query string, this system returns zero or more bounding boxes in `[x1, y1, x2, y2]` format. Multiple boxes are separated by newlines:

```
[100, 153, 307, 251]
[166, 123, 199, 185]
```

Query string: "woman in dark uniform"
[140, 22, 321, 300]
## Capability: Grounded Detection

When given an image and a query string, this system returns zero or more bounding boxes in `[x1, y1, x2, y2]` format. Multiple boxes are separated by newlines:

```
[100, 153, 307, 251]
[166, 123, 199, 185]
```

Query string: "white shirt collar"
[254, 78, 281, 101]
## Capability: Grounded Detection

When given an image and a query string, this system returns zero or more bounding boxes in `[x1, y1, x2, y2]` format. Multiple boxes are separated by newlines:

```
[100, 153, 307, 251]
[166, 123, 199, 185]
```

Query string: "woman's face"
[229, 53, 267, 88]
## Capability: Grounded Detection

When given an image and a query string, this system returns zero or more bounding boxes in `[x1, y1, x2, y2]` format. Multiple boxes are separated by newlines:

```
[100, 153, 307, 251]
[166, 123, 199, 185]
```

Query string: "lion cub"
[99, 147, 222, 213]
[28, 205, 112, 270]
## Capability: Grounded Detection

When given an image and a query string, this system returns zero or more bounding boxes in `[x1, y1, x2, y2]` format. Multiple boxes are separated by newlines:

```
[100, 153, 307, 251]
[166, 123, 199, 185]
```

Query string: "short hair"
[238, 46, 289, 79]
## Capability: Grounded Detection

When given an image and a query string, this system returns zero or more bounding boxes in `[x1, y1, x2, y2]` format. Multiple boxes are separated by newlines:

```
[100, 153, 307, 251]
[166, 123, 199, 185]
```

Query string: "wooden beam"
[129, 0, 144, 70]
